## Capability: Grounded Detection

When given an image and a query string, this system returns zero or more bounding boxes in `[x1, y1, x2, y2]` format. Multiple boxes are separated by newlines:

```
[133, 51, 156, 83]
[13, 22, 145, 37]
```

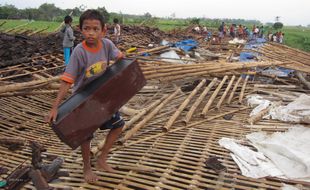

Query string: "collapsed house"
[0, 24, 310, 190]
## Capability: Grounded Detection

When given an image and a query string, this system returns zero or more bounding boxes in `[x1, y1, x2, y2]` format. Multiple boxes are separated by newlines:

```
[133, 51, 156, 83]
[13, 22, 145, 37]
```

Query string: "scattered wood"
[296, 71, 310, 90]
[184, 78, 218, 124]
[227, 76, 242, 104]
[123, 96, 167, 131]
[248, 105, 272, 125]
[216, 75, 236, 109]
[0, 76, 60, 94]
[163, 79, 206, 132]
[114, 165, 156, 173]
[202, 76, 228, 115]
[5, 165, 31, 190]
[119, 88, 181, 144]
[119, 106, 140, 116]
[0, 137, 26, 150]
[239, 75, 249, 104]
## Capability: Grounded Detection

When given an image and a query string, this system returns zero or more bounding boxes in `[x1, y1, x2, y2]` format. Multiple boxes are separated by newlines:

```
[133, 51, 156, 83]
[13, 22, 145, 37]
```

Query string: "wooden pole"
[155, 62, 285, 81]
[0, 90, 59, 97]
[253, 84, 298, 89]
[239, 75, 249, 104]
[118, 88, 181, 144]
[27, 26, 49, 36]
[120, 107, 248, 148]
[227, 76, 242, 104]
[201, 76, 228, 116]
[0, 21, 6, 28]
[248, 105, 271, 125]
[216, 75, 236, 109]
[183, 78, 218, 124]
[127, 46, 170, 56]
[162, 79, 206, 132]
[122, 94, 168, 131]
[4, 21, 32, 33]
[296, 71, 310, 90]
[119, 106, 140, 116]
[0, 76, 60, 94]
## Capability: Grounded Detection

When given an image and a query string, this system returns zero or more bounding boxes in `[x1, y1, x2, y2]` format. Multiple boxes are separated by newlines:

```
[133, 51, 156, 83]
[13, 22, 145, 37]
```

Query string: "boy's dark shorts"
[87, 111, 125, 141]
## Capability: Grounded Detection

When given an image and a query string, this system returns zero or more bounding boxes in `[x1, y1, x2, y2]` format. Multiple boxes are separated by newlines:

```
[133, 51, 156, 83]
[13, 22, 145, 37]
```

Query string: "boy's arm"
[107, 39, 124, 61]
[46, 81, 71, 123]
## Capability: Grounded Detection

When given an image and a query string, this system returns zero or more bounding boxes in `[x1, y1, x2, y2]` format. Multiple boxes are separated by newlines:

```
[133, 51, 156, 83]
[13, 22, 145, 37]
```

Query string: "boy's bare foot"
[84, 168, 98, 184]
[96, 159, 116, 173]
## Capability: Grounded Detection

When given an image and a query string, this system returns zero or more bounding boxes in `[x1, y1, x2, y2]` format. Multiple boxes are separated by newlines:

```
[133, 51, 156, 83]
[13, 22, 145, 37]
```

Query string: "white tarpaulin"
[269, 94, 310, 124]
[247, 95, 271, 117]
[247, 94, 310, 124]
[159, 50, 184, 64]
[247, 127, 310, 181]
[219, 126, 310, 182]
[229, 38, 246, 44]
[219, 138, 283, 179]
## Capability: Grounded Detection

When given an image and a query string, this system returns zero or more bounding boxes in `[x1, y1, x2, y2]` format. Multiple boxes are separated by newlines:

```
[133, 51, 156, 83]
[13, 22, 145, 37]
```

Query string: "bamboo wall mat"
[0, 77, 309, 190]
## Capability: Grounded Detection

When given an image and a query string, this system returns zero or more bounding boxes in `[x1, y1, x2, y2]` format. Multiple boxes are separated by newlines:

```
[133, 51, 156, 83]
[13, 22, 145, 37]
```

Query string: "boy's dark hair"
[64, 15, 72, 24]
[113, 18, 119, 24]
[79, 9, 105, 30]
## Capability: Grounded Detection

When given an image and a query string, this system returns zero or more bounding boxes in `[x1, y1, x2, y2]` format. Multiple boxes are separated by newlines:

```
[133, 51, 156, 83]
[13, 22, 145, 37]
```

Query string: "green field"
[1, 19, 309, 52]
[281, 27, 310, 52]
[0, 19, 60, 33]
[0, 19, 78, 33]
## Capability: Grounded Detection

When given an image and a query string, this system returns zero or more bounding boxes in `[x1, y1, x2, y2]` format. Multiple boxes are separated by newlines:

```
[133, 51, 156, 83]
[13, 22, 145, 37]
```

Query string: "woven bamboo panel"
[0, 77, 309, 190]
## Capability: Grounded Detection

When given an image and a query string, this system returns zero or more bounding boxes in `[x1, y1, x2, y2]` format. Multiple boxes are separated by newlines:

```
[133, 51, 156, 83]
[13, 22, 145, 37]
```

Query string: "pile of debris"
[0, 138, 68, 190]
[0, 33, 62, 64]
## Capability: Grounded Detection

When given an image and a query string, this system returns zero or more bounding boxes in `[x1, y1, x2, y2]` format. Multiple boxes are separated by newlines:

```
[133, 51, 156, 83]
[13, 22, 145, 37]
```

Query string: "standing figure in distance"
[62, 15, 75, 65]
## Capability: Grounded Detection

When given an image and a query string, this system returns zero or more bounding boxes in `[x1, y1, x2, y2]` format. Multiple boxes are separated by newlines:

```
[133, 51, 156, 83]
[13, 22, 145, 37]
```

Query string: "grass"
[282, 27, 310, 52]
[1, 19, 310, 52]
[0, 19, 62, 33]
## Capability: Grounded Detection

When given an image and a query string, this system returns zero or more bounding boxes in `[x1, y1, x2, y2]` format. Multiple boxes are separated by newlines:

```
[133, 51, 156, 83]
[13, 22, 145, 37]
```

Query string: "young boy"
[47, 10, 124, 183]
[113, 18, 121, 44]
[62, 15, 76, 65]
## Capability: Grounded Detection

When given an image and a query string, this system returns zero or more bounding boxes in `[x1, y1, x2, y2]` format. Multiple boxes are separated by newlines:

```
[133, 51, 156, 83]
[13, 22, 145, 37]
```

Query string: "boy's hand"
[45, 80, 71, 124]
[46, 108, 58, 124]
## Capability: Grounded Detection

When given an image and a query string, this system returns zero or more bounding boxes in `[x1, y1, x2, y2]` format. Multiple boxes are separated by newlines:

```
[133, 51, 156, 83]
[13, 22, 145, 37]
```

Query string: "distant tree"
[109, 12, 123, 24]
[190, 18, 200, 25]
[170, 13, 176, 19]
[38, 3, 62, 21]
[97, 7, 109, 22]
[144, 12, 152, 19]
[71, 7, 82, 17]
[20, 8, 40, 20]
[273, 22, 283, 30]
[0, 4, 18, 19]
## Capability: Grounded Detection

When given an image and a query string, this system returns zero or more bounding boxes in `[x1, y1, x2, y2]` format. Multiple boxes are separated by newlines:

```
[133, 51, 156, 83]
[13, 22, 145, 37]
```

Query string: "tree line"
[0, 3, 109, 22]
[1, 3, 279, 29]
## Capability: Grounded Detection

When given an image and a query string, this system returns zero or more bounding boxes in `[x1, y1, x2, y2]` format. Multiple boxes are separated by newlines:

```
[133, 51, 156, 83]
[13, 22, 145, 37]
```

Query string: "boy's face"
[81, 19, 106, 45]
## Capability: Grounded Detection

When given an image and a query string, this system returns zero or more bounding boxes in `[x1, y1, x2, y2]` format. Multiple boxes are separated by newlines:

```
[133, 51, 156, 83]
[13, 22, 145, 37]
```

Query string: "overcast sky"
[1, 0, 309, 26]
